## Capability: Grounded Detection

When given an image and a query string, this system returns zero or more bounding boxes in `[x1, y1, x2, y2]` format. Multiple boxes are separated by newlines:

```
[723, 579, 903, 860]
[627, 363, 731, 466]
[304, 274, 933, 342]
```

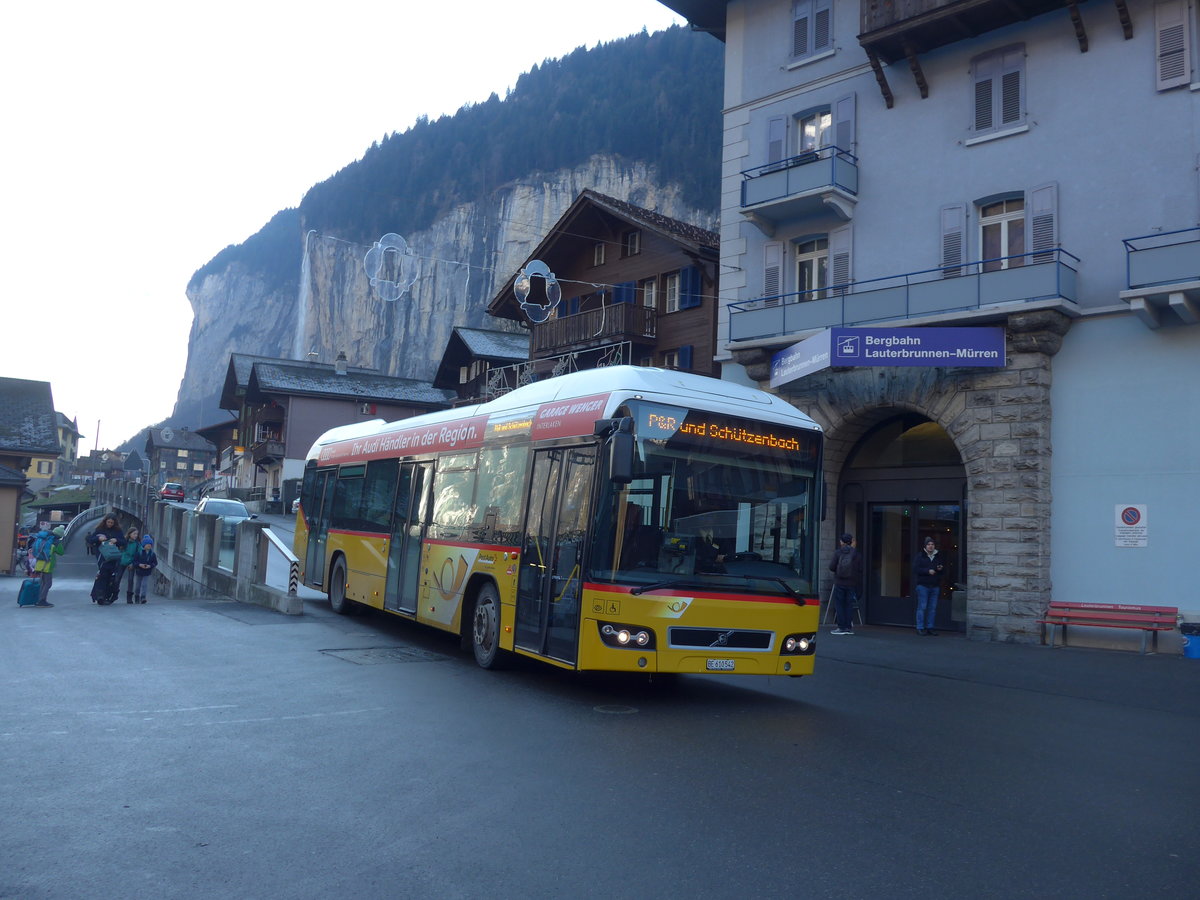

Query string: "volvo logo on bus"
[710, 631, 735, 647]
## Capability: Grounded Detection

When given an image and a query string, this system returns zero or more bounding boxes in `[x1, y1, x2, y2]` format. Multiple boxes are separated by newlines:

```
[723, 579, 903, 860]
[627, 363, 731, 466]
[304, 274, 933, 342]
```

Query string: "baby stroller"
[91, 544, 124, 605]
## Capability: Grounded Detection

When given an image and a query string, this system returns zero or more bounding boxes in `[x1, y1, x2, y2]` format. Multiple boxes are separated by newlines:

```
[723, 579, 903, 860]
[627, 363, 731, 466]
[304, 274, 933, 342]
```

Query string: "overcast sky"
[0, 1, 685, 458]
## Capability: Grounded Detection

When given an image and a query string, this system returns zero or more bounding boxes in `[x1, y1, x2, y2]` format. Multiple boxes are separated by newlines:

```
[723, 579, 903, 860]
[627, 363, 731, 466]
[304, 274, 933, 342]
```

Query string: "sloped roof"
[248, 362, 454, 407]
[0, 461, 26, 487]
[55, 412, 83, 437]
[0, 377, 59, 457]
[656, 1, 727, 40]
[29, 486, 93, 508]
[144, 428, 216, 453]
[434, 327, 530, 390]
[220, 353, 380, 410]
[455, 328, 529, 361]
[583, 190, 718, 251]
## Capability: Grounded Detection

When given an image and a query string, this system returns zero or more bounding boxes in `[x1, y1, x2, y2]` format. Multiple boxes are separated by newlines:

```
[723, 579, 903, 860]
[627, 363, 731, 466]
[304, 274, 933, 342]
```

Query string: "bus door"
[515, 446, 596, 664]
[305, 469, 337, 586]
[384, 461, 431, 615]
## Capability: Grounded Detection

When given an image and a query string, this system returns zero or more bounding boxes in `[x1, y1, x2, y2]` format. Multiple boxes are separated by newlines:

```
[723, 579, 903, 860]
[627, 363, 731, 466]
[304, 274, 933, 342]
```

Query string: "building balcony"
[740, 147, 858, 234]
[729, 248, 1080, 343]
[531, 304, 655, 355]
[859, 0, 1084, 65]
[1119, 228, 1200, 329]
[250, 439, 286, 466]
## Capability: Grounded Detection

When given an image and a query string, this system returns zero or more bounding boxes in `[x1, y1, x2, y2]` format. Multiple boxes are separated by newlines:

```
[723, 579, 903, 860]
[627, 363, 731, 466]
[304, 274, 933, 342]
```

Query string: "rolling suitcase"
[17, 578, 41, 607]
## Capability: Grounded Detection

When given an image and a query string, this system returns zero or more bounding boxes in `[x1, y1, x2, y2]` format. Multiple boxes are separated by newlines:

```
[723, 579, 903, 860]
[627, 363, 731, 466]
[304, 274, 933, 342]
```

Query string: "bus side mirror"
[595, 417, 635, 484]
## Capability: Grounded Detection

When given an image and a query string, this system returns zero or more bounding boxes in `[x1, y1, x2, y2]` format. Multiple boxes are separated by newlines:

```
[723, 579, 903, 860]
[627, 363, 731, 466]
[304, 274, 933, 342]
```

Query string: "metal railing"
[532, 303, 655, 354]
[461, 342, 632, 404]
[90, 479, 302, 615]
[729, 248, 1079, 341]
[1123, 227, 1200, 290]
[741, 145, 859, 209]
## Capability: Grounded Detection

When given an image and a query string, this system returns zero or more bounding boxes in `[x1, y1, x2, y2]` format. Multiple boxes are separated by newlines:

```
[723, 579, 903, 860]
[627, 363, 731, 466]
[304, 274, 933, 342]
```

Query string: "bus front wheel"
[329, 558, 356, 616]
[471, 583, 503, 669]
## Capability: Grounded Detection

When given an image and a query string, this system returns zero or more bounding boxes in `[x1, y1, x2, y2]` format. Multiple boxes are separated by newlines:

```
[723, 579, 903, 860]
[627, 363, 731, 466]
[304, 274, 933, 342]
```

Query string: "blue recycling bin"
[1181, 622, 1200, 660]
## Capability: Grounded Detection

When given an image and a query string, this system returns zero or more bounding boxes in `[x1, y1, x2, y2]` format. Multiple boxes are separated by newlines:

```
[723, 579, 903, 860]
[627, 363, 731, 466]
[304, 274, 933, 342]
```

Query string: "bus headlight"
[780, 633, 816, 656]
[599, 622, 656, 650]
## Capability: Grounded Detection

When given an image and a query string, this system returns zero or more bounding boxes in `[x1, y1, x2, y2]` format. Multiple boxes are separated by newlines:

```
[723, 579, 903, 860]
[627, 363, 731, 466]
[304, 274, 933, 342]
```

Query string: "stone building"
[661, 0, 1200, 641]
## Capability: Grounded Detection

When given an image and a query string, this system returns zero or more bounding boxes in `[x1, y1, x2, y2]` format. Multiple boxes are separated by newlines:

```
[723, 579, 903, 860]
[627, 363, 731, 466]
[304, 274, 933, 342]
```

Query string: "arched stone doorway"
[730, 310, 1070, 643]
[836, 415, 966, 631]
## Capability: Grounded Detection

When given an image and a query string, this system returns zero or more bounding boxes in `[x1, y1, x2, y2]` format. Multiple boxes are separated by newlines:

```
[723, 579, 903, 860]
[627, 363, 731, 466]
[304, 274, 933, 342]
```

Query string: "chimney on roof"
[335, 351, 348, 376]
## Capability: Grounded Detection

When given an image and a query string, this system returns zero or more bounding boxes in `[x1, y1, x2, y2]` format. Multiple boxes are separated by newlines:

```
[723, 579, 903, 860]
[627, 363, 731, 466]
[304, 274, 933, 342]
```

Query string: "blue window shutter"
[614, 281, 635, 304]
[680, 267, 702, 309]
[679, 345, 693, 370]
[567, 296, 580, 315]
[940, 204, 966, 278]
[1027, 182, 1058, 263]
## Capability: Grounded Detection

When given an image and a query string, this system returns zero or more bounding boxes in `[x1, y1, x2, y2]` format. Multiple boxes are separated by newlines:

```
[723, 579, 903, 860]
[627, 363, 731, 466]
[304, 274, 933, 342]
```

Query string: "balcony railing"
[740, 147, 858, 223]
[1120, 228, 1200, 328]
[531, 303, 655, 354]
[729, 248, 1079, 341]
[250, 440, 286, 466]
[1123, 228, 1200, 290]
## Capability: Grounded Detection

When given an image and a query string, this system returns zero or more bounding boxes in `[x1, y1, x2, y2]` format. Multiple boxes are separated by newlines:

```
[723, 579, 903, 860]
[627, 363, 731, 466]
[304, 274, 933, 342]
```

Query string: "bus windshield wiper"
[630, 575, 803, 603]
[630, 578, 715, 595]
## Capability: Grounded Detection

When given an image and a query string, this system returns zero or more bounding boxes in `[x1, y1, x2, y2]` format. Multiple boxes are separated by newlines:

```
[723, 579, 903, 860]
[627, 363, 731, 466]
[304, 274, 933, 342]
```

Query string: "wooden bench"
[1038, 602, 1178, 654]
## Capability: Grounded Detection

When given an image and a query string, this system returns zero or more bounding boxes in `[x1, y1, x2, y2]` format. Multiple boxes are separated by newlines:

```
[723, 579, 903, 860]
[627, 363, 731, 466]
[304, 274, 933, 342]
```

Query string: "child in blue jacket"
[130, 536, 158, 604]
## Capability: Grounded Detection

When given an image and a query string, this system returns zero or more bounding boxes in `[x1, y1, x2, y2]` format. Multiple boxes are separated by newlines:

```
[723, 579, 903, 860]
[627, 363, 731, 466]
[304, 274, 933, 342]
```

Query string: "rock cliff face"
[176, 155, 716, 425]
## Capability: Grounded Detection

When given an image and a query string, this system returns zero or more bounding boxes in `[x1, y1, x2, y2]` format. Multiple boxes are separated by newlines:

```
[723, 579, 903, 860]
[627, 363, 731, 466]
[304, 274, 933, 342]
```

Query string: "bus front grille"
[667, 627, 773, 651]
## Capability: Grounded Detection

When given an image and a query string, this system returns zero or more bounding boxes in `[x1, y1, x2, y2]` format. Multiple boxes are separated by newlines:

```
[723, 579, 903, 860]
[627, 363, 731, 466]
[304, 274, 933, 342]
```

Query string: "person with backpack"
[30, 525, 66, 607]
[828, 532, 863, 636]
[130, 535, 158, 603]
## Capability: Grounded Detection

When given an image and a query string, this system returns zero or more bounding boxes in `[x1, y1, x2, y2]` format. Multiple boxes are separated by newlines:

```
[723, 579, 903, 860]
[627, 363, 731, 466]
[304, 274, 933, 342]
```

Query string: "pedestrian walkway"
[815, 621, 1196, 716]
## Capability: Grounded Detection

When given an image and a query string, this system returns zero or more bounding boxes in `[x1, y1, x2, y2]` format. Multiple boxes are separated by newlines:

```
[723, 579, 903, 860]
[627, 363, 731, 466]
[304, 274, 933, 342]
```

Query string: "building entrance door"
[836, 415, 966, 631]
[866, 501, 961, 629]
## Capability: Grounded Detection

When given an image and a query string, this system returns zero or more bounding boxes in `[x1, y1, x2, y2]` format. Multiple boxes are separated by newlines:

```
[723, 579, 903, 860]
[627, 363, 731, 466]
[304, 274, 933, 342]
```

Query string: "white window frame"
[662, 350, 679, 369]
[798, 110, 832, 153]
[640, 277, 657, 309]
[971, 45, 1025, 137]
[664, 272, 681, 313]
[622, 230, 642, 257]
[794, 237, 830, 299]
[979, 197, 1026, 272]
[791, 0, 833, 62]
[593, 242, 606, 267]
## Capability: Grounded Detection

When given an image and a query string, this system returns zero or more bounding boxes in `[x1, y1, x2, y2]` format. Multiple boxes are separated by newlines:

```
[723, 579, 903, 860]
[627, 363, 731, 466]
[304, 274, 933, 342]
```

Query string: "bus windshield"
[588, 400, 822, 597]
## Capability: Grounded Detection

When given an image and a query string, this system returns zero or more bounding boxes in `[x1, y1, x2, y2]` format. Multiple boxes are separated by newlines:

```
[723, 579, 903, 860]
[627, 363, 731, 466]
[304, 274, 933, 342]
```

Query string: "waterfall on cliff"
[293, 229, 315, 360]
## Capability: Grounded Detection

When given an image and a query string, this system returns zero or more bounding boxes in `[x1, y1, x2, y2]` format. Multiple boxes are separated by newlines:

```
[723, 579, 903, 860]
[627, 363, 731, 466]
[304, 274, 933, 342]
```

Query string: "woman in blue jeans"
[912, 537, 945, 635]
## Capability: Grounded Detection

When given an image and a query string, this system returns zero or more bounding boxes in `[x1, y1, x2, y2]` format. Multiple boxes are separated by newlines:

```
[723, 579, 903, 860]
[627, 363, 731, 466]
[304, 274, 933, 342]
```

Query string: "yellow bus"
[294, 366, 824, 676]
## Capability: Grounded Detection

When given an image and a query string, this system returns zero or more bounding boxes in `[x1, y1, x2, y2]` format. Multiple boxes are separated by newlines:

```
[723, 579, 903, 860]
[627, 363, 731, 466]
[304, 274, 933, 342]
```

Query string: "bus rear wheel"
[471, 583, 503, 669]
[329, 558, 356, 616]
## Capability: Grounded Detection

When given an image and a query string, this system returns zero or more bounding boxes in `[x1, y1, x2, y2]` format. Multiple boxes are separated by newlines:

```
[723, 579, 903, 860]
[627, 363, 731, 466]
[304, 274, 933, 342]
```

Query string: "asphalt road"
[2, 539, 1197, 899]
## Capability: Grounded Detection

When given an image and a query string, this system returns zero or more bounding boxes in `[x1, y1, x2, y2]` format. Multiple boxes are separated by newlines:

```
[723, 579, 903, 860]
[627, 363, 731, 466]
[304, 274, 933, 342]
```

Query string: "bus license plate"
[706, 659, 736, 671]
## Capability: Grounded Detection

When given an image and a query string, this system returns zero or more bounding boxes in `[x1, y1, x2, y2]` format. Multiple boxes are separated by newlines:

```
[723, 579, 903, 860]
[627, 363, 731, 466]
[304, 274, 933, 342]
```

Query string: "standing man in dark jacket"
[912, 537, 945, 635]
[828, 533, 863, 635]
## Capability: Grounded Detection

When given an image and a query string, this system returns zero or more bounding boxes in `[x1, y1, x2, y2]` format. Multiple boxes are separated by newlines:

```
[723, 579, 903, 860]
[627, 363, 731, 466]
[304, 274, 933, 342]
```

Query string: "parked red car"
[159, 482, 185, 501]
